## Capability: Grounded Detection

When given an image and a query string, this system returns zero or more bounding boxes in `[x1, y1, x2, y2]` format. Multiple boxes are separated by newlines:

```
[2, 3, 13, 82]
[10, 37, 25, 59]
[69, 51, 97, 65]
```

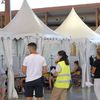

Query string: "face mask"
[55, 55, 62, 63]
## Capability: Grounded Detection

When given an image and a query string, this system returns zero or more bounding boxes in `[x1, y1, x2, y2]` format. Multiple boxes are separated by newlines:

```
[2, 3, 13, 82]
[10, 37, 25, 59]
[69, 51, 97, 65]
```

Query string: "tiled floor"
[67, 87, 96, 100]
[10, 86, 97, 100]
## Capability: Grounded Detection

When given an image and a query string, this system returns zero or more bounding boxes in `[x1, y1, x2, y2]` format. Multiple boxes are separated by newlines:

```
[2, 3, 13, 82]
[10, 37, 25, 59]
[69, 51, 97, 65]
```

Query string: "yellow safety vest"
[54, 61, 71, 88]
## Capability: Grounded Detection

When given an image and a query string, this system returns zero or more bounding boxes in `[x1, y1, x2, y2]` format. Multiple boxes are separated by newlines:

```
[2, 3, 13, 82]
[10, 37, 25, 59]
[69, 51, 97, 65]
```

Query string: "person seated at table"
[43, 66, 56, 89]
[14, 72, 26, 93]
[71, 61, 82, 86]
[19, 77, 26, 92]
[0, 67, 7, 100]
[48, 66, 56, 89]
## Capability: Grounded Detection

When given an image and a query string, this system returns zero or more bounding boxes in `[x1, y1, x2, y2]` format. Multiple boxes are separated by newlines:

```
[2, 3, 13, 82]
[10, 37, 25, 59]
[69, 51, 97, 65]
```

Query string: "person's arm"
[42, 58, 48, 74]
[75, 71, 80, 75]
[91, 61, 96, 74]
[51, 64, 61, 76]
[53, 71, 58, 76]
[71, 66, 78, 74]
[21, 65, 27, 74]
[91, 67, 96, 74]
[21, 57, 27, 74]
[42, 66, 48, 74]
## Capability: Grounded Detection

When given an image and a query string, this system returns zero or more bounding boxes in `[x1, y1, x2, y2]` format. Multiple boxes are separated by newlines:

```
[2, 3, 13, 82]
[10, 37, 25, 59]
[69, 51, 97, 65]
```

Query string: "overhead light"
[1, 0, 5, 4]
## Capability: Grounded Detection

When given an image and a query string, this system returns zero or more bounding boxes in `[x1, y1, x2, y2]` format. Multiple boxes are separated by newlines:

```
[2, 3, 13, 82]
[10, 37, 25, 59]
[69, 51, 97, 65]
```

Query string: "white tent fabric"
[76, 39, 94, 87]
[61, 39, 71, 56]
[95, 26, 100, 34]
[76, 39, 87, 87]
[2, 38, 18, 99]
[3, 0, 62, 40]
[3, 0, 64, 66]
[55, 8, 100, 41]
[2, 0, 65, 99]
[0, 29, 5, 70]
[0, 29, 4, 56]
[55, 8, 100, 87]
[41, 39, 62, 66]
[0, 31, 18, 99]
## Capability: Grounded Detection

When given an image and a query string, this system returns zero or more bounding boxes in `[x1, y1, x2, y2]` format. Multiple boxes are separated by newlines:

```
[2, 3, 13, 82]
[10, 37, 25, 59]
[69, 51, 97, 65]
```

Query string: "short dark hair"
[27, 42, 37, 50]
[74, 61, 79, 65]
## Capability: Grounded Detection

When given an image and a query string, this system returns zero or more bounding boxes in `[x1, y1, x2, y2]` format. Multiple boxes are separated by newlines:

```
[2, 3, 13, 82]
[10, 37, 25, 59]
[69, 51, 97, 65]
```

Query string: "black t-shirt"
[90, 56, 94, 66]
[93, 59, 100, 78]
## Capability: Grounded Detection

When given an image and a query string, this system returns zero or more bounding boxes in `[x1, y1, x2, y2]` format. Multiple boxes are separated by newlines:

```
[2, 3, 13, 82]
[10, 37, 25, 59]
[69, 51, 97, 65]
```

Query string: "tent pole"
[5, 0, 11, 26]
[96, 8, 99, 28]
[44, 12, 48, 25]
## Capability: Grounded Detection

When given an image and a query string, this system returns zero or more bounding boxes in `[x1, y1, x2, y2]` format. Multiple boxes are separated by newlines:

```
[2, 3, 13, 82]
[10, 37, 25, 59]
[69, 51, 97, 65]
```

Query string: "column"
[96, 8, 99, 28]
[5, 0, 11, 26]
[44, 12, 48, 25]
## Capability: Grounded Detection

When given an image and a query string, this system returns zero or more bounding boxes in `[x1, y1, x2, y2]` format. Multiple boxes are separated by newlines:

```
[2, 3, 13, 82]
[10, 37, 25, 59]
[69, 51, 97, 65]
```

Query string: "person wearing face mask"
[92, 46, 100, 100]
[50, 50, 71, 100]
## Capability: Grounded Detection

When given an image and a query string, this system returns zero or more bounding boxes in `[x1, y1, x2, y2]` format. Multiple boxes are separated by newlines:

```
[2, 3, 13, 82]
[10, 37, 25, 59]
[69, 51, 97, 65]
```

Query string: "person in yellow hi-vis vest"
[50, 50, 71, 100]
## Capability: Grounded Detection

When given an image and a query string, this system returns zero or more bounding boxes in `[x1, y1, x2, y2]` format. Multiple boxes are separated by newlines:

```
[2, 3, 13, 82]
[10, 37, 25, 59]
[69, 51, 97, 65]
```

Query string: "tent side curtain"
[74, 39, 95, 87]
[75, 39, 87, 88]
[2, 37, 18, 99]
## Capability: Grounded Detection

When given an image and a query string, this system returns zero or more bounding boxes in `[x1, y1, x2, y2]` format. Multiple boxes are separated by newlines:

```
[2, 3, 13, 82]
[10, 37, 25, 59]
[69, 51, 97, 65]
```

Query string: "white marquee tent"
[3, 0, 64, 57]
[3, 0, 61, 39]
[55, 8, 100, 88]
[55, 8, 100, 40]
[0, 29, 18, 99]
[2, 0, 67, 99]
[95, 25, 100, 34]
[3, 0, 66, 65]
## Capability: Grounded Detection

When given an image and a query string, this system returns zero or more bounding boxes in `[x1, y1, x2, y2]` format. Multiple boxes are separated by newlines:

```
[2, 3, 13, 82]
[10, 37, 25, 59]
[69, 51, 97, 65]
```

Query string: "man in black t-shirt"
[93, 59, 100, 78]
[92, 46, 100, 100]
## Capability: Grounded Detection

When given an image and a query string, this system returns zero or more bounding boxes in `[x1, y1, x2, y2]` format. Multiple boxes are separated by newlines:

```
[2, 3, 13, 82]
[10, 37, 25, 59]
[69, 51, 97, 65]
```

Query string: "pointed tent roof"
[0, 28, 14, 38]
[55, 8, 100, 41]
[95, 26, 100, 34]
[3, 0, 61, 39]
